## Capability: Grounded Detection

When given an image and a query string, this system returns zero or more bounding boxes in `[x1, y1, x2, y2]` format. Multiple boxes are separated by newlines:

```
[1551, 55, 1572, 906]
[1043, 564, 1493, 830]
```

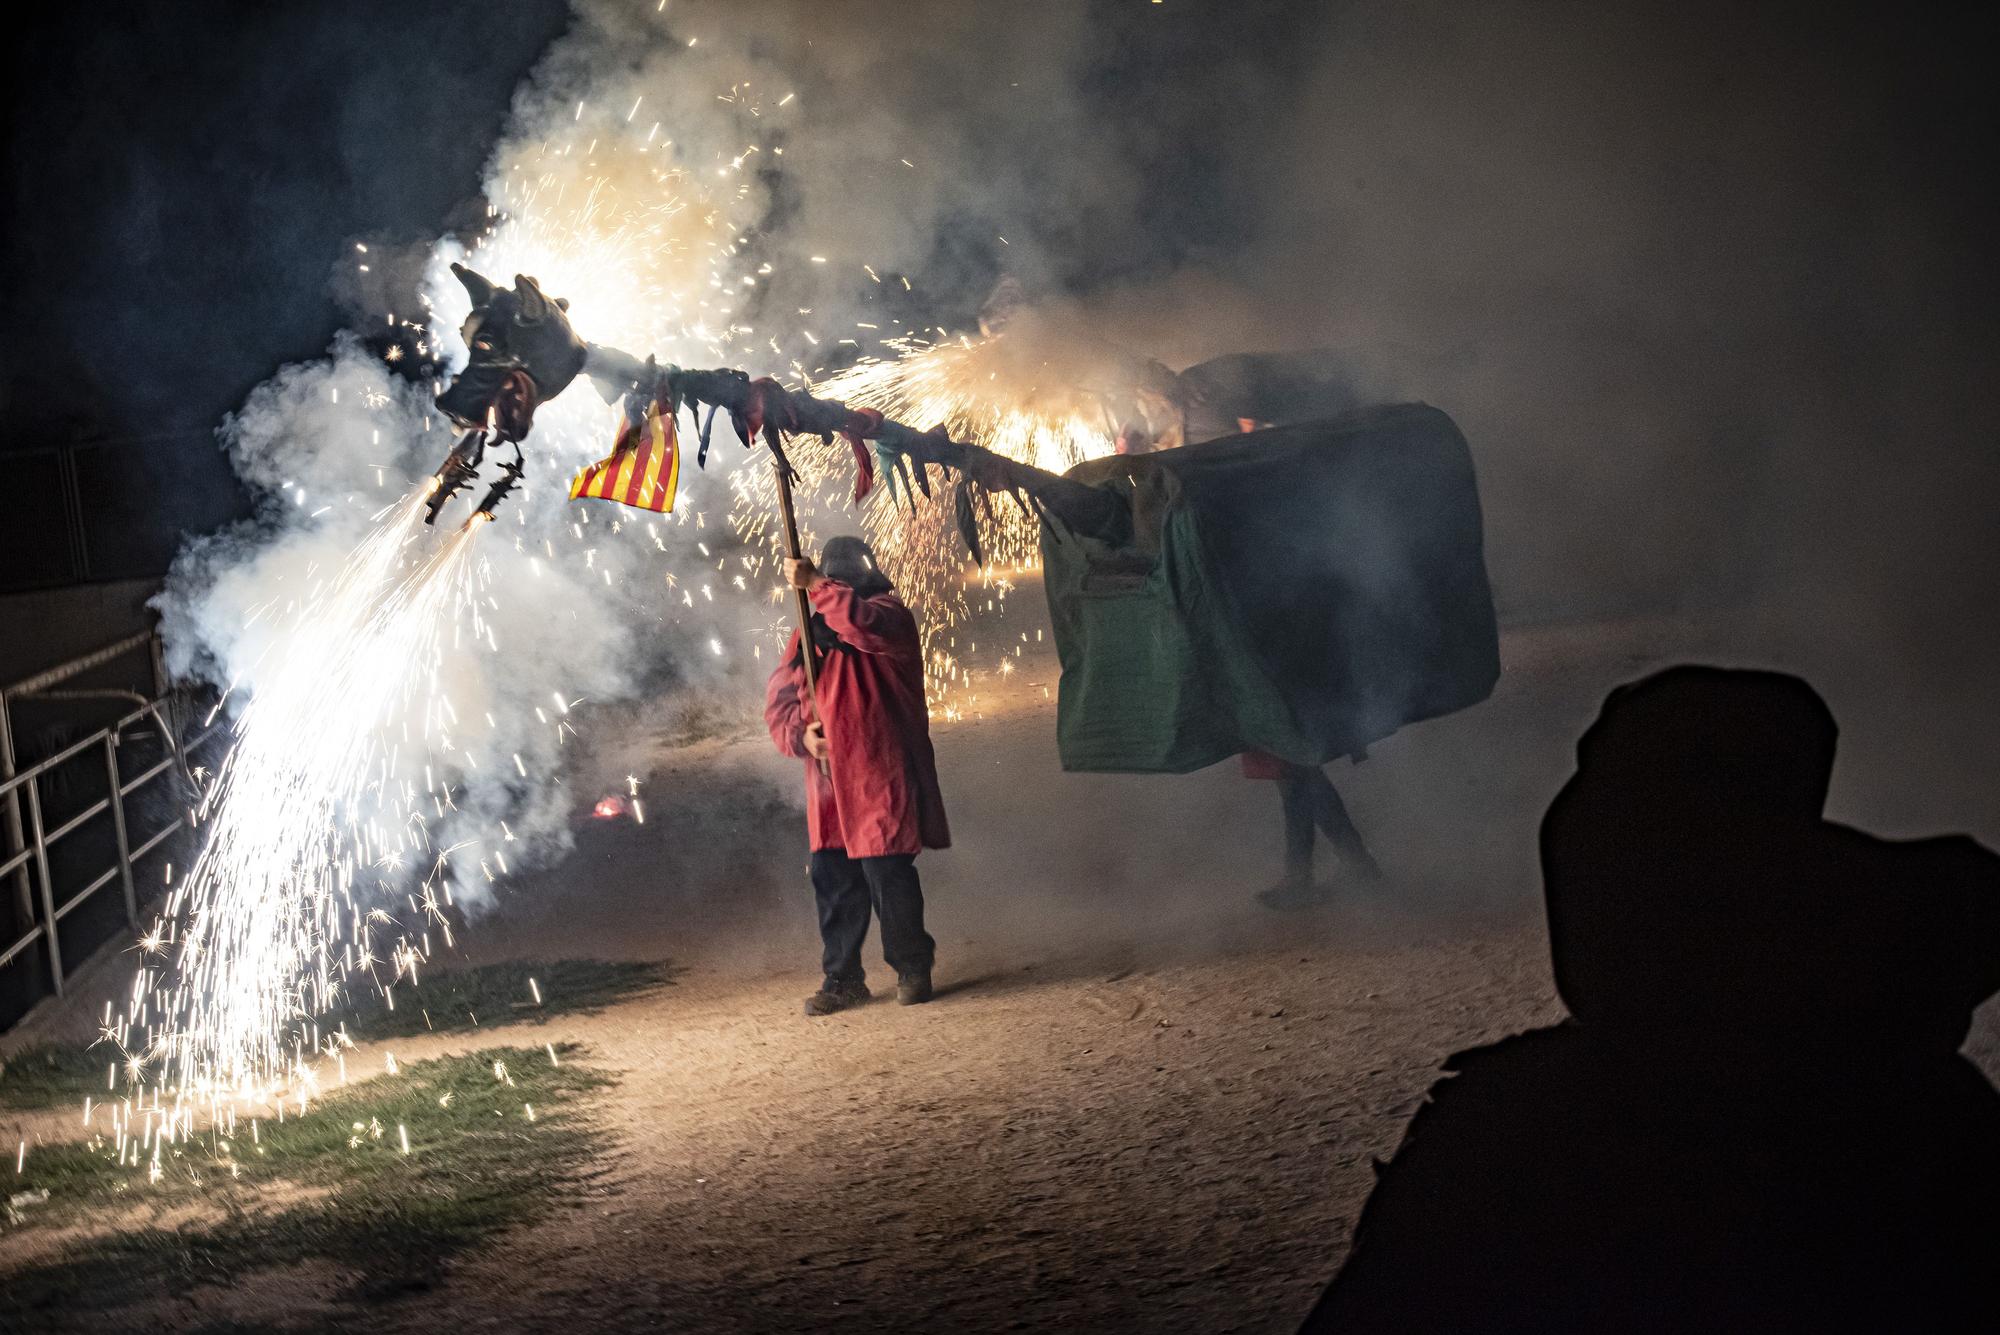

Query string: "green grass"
[0, 1040, 116, 1111]
[334, 957, 677, 1041]
[0, 958, 673, 1110]
[1, 1043, 614, 1323]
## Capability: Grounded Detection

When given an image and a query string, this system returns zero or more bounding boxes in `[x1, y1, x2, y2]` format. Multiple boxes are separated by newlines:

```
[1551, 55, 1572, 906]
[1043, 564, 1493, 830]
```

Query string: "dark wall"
[0, 0, 570, 592]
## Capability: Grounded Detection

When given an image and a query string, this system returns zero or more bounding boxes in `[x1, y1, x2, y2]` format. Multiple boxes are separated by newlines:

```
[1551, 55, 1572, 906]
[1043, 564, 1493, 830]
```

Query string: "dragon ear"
[514, 275, 550, 321]
[451, 262, 497, 309]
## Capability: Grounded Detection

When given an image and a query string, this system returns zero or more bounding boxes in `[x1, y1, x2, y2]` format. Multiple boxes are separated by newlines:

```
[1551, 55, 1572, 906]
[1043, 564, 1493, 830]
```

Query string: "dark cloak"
[1038, 402, 1499, 773]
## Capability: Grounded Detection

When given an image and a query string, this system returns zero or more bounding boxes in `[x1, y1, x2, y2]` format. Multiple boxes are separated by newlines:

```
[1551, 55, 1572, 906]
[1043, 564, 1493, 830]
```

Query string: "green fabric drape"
[1039, 403, 1500, 773]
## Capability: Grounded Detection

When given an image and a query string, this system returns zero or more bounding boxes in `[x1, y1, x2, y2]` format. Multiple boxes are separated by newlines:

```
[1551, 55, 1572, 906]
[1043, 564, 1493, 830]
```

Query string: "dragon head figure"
[433, 263, 589, 440]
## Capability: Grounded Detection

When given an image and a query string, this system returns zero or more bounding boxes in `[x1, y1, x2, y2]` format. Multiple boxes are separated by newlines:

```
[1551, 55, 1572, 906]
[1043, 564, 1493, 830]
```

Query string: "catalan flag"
[570, 397, 680, 513]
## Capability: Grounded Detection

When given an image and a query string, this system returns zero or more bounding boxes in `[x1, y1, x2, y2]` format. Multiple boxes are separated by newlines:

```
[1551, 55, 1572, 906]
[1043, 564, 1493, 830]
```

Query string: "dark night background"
[0, 0, 1320, 591]
[2, 0, 1996, 599]
[0, 1, 569, 587]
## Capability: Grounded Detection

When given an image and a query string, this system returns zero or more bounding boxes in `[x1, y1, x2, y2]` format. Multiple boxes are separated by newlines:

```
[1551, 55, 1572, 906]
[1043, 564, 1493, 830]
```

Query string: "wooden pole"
[771, 452, 830, 776]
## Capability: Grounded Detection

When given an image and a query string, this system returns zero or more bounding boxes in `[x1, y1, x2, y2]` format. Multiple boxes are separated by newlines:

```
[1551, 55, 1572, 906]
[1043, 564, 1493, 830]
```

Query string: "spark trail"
[729, 334, 1122, 709]
[126, 41, 772, 1116]
[122, 9, 1133, 1119]
[139, 492, 496, 1099]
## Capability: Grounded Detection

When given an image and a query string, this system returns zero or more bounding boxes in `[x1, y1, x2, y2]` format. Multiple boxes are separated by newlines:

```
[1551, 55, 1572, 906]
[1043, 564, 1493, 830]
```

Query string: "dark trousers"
[1278, 762, 1371, 878]
[811, 849, 935, 985]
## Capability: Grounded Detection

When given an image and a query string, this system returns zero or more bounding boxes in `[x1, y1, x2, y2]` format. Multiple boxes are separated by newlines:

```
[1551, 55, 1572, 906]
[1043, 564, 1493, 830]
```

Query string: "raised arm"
[809, 581, 918, 658]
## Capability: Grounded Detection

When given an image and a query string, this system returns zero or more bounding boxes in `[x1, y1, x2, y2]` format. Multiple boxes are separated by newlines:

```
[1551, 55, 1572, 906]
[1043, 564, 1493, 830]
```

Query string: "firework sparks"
[728, 332, 1129, 703]
[128, 494, 494, 1101]
[103, 67, 782, 1126]
[89, 34, 1121, 1154]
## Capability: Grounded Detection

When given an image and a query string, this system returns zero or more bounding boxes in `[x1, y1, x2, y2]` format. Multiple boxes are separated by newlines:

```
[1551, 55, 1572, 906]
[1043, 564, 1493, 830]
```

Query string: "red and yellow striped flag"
[569, 400, 680, 513]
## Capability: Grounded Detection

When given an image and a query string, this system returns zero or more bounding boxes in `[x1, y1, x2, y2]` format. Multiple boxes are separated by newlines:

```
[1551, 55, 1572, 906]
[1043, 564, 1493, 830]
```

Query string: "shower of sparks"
[728, 333, 1128, 706]
[66, 28, 1157, 1172]
[121, 493, 492, 1102]
[92, 59, 793, 1131]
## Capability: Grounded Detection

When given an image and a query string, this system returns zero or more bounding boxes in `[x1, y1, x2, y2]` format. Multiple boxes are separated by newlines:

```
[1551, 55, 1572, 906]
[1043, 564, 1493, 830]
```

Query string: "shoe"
[803, 978, 870, 1016]
[1257, 874, 1332, 911]
[896, 971, 934, 1006]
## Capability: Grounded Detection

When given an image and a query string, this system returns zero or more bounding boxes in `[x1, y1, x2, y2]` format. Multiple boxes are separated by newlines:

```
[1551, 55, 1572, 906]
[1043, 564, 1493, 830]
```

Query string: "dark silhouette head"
[1569, 665, 1838, 824]
[820, 536, 892, 598]
[1307, 664, 2000, 1335]
[1541, 664, 1999, 1046]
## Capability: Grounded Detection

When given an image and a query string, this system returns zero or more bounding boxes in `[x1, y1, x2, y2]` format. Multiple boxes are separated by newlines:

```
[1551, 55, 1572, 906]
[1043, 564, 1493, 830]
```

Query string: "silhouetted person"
[1114, 419, 1154, 456]
[1231, 410, 1382, 911]
[1303, 665, 2000, 1333]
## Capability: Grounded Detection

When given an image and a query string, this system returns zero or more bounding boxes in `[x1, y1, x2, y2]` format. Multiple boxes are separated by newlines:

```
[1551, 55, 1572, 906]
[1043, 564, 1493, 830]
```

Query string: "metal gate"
[0, 634, 225, 1012]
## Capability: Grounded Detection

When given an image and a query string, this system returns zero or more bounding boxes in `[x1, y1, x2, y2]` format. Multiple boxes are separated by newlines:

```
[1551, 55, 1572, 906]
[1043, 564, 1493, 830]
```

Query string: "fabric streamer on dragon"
[728, 334, 1143, 712]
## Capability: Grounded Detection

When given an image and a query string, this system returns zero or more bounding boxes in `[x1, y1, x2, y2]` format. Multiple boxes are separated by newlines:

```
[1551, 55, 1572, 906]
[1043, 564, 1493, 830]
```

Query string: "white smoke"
[154, 0, 797, 894]
[151, 0, 1159, 907]
[153, 331, 766, 889]
[160, 0, 2000, 905]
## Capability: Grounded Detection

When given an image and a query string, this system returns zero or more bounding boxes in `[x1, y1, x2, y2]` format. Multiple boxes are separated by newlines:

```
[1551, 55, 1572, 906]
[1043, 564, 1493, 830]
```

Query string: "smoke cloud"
[156, 0, 2000, 914]
[154, 332, 774, 882]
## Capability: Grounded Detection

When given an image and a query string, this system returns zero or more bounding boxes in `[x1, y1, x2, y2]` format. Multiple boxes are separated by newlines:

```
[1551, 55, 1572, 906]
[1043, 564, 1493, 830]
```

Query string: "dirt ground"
[6, 610, 1997, 1333]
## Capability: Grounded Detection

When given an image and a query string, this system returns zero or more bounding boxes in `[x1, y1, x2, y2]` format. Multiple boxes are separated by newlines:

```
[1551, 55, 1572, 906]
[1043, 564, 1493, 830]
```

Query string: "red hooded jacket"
[763, 580, 951, 857]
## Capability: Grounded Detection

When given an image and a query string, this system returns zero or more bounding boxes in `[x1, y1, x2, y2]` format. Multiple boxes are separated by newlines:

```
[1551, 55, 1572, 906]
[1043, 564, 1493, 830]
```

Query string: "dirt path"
[344, 615, 1691, 1332]
[369, 926, 1554, 1335]
[9, 611, 1995, 1332]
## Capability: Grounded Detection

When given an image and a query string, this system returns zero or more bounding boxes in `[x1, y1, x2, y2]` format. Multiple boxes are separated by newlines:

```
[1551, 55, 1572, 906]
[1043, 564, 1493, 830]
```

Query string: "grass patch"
[0, 959, 672, 1111]
[2, 1043, 614, 1323]
[335, 957, 677, 1042]
[0, 1041, 115, 1110]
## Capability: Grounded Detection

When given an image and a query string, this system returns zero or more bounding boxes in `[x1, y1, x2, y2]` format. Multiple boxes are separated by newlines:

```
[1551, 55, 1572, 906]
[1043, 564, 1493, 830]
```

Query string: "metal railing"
[0, 634, 225, 1003]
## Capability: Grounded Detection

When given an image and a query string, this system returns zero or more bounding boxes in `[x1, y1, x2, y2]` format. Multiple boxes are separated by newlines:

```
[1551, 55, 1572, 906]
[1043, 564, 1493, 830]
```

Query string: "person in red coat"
[765, 536, 951, 1016]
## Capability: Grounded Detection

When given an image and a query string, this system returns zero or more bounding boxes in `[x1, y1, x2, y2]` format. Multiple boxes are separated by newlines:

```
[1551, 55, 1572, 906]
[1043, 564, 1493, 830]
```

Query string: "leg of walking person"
[1280, 766, 1318, 885]
[1307, 768, 1382, 879]
[861, 853, 936, 1003]
[806, 848, 874, 1014]
[1260, 763, 1332, 909]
